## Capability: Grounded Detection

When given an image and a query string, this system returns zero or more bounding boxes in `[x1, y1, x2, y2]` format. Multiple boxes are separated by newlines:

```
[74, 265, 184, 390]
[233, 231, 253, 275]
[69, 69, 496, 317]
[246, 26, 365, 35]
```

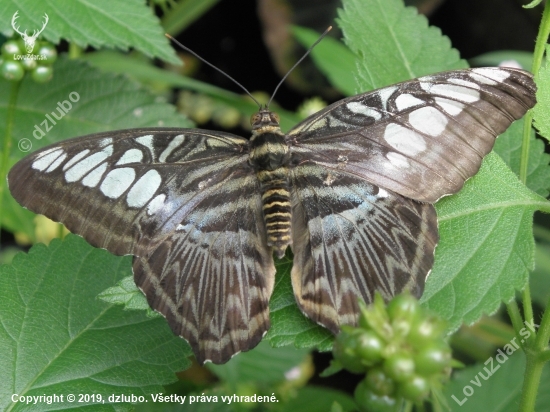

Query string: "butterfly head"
[250, 108, 281, 134]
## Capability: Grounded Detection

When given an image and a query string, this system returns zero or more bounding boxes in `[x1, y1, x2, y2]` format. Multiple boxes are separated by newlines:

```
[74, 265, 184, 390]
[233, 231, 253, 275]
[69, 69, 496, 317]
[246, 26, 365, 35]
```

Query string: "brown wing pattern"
[133, 172, 275, 364]
[8, 128, 276, 364]
[288, 67, 536, 202]
[290, 163, 438, 333]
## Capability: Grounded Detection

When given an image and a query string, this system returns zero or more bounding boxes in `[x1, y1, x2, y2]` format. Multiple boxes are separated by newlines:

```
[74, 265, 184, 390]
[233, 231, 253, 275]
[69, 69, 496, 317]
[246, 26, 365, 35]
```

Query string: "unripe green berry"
[31, 65, 53, 83]
[398, 375, 430, 402]
[1, 60, 25, 81]
[383, 352, 415, 382]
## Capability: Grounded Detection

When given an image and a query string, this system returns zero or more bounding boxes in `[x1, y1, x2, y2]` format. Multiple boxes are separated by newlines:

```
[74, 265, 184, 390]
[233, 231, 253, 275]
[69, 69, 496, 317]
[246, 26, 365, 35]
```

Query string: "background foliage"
[1, 0, 549, 411]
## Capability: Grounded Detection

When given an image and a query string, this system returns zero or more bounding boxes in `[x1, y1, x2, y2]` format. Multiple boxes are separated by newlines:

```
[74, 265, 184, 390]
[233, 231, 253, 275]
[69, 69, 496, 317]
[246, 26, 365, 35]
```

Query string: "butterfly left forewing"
[290, 164, 438, 332]
[8, 128, 249, 255]
[288, 67, 536, 202]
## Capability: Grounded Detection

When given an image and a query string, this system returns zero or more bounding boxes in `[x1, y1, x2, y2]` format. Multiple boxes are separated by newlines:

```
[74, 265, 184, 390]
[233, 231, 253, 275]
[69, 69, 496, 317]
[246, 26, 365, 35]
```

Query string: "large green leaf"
[0, 235, 192, 411]
[0, 0, 179, 64]
[337, 0, 467, 91]
[422, 154, 547, 330]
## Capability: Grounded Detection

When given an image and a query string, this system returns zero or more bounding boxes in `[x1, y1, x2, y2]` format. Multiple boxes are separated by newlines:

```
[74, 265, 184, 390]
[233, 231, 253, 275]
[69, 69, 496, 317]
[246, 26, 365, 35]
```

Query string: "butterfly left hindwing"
[7, 66, 536, 364]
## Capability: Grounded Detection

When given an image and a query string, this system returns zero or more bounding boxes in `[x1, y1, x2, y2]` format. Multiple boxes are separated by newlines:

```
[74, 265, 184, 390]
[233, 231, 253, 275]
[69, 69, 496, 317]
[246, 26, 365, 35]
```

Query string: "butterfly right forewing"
[288, 67, 536, 202]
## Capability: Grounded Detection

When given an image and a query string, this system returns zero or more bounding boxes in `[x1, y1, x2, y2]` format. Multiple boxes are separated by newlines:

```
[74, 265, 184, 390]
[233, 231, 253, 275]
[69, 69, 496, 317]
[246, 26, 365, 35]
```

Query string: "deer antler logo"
[11, 11, 49, 54]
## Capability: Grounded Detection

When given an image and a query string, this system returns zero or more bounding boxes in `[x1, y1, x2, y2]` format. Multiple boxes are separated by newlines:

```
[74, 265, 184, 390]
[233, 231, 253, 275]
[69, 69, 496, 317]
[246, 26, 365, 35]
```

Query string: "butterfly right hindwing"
[290, 163, 438, 333]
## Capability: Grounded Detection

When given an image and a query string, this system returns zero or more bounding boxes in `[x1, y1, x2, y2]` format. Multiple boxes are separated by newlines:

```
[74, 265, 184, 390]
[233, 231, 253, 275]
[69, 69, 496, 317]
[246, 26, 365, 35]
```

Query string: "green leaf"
[0, 1, 179, 64]
[422, 153, 547, 330]
[443, 351, 550, 411]
[533, 48, 550, 141]
[337, 0, 467, 91]
[279, 386, 357, 412]
[1, 56, 192, 239]
[266, 257, 335, 351]
[98, 275, 160, 316]
[207, 341, 309, 387]
[494, 119, 550, 198]
[0, 234, 192, 411]
[292, 26, 358, 95]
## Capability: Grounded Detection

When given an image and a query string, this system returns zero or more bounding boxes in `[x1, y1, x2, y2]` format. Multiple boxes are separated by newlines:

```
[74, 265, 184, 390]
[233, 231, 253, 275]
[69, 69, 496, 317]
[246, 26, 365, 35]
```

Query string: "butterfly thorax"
[249, 109, 292, 259]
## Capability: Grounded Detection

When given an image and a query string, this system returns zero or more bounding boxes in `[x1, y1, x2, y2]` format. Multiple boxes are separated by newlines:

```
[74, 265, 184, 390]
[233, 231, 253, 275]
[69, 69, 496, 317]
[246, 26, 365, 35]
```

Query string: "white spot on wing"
[148, 193, 166, 215]
[136, 135, 154, 151]
[435, 97, 464, 115]
[384, 123, 427, 155]
[470, 68, 510, 85]
[100, 167, 136, 199]
[126, 170, 162, 208]
[395, 94, 424, 111]
[99, 138, 112, 147]
[63, 150, 90, 171]
[45, 153, 67, 172]
[65, 145, 114, 183]
[377, 86, 397, 109]
[116, 149, 143, 165]
[346, 102, 382, 120]
[386, 152, 409, 168]
[448, 78, 480, 89]
[32, 148, 65, 171]
[420, 83, 479, 103]
[409, 106, 448, 136]
[377, 188, 389, 198]
[159, 134, 185, 162]
[82, 163, 107, 187]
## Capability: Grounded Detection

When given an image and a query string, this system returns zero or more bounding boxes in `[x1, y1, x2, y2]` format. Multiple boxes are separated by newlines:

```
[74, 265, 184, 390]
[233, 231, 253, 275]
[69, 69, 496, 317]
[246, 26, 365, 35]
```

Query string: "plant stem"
[517, 2, 550, 410]
[507, 301, 528, 348]
[0, 80, 22, 236]
[535, 294, 550, 350]
[519, 350, 545, 412]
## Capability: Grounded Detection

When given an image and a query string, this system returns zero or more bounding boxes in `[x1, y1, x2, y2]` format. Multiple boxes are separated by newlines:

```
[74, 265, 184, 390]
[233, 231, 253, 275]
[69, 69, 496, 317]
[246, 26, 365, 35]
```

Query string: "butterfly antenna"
[267, 26, 332, 108]
[165, 33, 262, 109]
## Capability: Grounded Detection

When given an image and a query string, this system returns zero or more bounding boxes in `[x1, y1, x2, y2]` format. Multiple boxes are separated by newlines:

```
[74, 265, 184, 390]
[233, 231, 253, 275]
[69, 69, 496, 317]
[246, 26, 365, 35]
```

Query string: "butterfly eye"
[271, 113, 280, 123]
[250, 113, 261, 126]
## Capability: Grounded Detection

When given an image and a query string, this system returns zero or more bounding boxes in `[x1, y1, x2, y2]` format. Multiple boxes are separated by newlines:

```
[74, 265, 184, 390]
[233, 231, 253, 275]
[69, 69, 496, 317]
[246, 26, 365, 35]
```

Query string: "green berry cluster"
[332, 293, 452, 410]
[0, 39, 57, 83]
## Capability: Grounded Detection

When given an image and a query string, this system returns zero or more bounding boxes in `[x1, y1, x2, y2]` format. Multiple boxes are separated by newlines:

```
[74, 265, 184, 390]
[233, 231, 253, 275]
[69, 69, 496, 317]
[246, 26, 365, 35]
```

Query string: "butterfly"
[8, 66, 536, 364]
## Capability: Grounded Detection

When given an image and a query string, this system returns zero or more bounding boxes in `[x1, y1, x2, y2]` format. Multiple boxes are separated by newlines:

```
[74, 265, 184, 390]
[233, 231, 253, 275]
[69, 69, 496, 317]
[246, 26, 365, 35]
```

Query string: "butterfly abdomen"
[258, 168, 292, 258]
[249, 128, 292, 258]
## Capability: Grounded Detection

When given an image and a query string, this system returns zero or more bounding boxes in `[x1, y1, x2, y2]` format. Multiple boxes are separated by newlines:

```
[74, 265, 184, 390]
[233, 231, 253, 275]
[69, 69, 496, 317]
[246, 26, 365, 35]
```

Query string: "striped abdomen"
[249, 127, 292, 259]
[258, 169, 292, 258]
